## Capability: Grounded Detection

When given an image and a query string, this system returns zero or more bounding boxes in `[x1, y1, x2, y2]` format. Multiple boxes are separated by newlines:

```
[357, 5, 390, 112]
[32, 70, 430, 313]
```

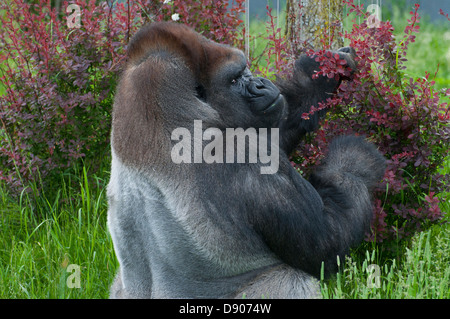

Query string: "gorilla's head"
[123, 22, 285, 131]
[112, 22, 356, 165]
[203, 51, 285, 128]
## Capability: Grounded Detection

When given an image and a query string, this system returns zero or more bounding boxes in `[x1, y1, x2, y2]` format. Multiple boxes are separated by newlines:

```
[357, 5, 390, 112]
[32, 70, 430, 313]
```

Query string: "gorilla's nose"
[252, 78, 265, 89]
[248, 78, 275, 96]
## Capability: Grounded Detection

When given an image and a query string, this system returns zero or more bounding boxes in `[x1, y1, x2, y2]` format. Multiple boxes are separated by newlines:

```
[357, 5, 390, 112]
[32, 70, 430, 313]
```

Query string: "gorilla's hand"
[337, 46, 357, 73]
[275, 47, 357, 154]
[294, 46, 357, 92]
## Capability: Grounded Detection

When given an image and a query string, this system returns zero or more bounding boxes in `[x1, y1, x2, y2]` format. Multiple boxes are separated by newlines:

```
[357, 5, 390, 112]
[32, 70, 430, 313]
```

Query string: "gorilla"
[107, 22, 385, 298]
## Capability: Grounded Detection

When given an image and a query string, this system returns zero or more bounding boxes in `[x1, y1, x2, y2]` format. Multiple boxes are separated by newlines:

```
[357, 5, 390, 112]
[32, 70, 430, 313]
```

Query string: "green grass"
[0, 161, 448, 298]
[320, 223, 450, 299]
[320, 158, 450, 299]
[0, 166, 117, 298]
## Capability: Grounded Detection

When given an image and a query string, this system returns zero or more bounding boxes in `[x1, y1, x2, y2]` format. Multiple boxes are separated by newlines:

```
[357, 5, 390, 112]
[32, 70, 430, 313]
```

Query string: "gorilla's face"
[229, 66, 282, 115]
[200, 50, 285, 128]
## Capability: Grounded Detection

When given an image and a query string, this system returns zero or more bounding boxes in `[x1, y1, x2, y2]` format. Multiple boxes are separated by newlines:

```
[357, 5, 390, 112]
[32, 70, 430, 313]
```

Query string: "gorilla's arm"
[248, 136, 385, 278]
[275, 48, 356, 155]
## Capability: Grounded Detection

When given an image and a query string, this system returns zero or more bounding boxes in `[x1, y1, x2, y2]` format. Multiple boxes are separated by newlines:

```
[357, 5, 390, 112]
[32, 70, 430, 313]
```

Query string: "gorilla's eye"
[231, 67, 248, 85]
[231, 75, 241, 85]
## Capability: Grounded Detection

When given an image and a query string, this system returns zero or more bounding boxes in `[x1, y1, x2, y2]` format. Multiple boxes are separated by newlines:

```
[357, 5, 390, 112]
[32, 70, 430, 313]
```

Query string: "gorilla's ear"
[195, 84, 207, 102]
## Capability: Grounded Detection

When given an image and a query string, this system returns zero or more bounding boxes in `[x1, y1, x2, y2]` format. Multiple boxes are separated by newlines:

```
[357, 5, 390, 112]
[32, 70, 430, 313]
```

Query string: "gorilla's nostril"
[251, 78, 264, 88]
[255, 81, 265, 89]
[248, 78, 266, 94]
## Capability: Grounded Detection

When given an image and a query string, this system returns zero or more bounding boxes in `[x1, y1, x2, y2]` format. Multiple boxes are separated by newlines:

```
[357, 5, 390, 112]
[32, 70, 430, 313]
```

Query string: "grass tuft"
[320, 224, 450, 298]
[0, 166, 117, 298]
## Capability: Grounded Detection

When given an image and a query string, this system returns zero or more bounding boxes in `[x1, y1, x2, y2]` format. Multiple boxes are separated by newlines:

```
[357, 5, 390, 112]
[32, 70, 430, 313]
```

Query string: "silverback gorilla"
[107, 22, 385, 298]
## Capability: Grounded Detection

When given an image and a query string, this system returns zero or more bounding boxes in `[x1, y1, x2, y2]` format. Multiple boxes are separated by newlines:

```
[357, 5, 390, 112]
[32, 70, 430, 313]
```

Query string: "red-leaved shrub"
[0, 0, 143, 192]
[0, 0, 245, 194]
[290, 2, 450, 244]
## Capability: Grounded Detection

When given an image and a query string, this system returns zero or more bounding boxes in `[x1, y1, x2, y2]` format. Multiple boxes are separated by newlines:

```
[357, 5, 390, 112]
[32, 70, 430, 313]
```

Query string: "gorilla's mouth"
[261, 94, 284, 114]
